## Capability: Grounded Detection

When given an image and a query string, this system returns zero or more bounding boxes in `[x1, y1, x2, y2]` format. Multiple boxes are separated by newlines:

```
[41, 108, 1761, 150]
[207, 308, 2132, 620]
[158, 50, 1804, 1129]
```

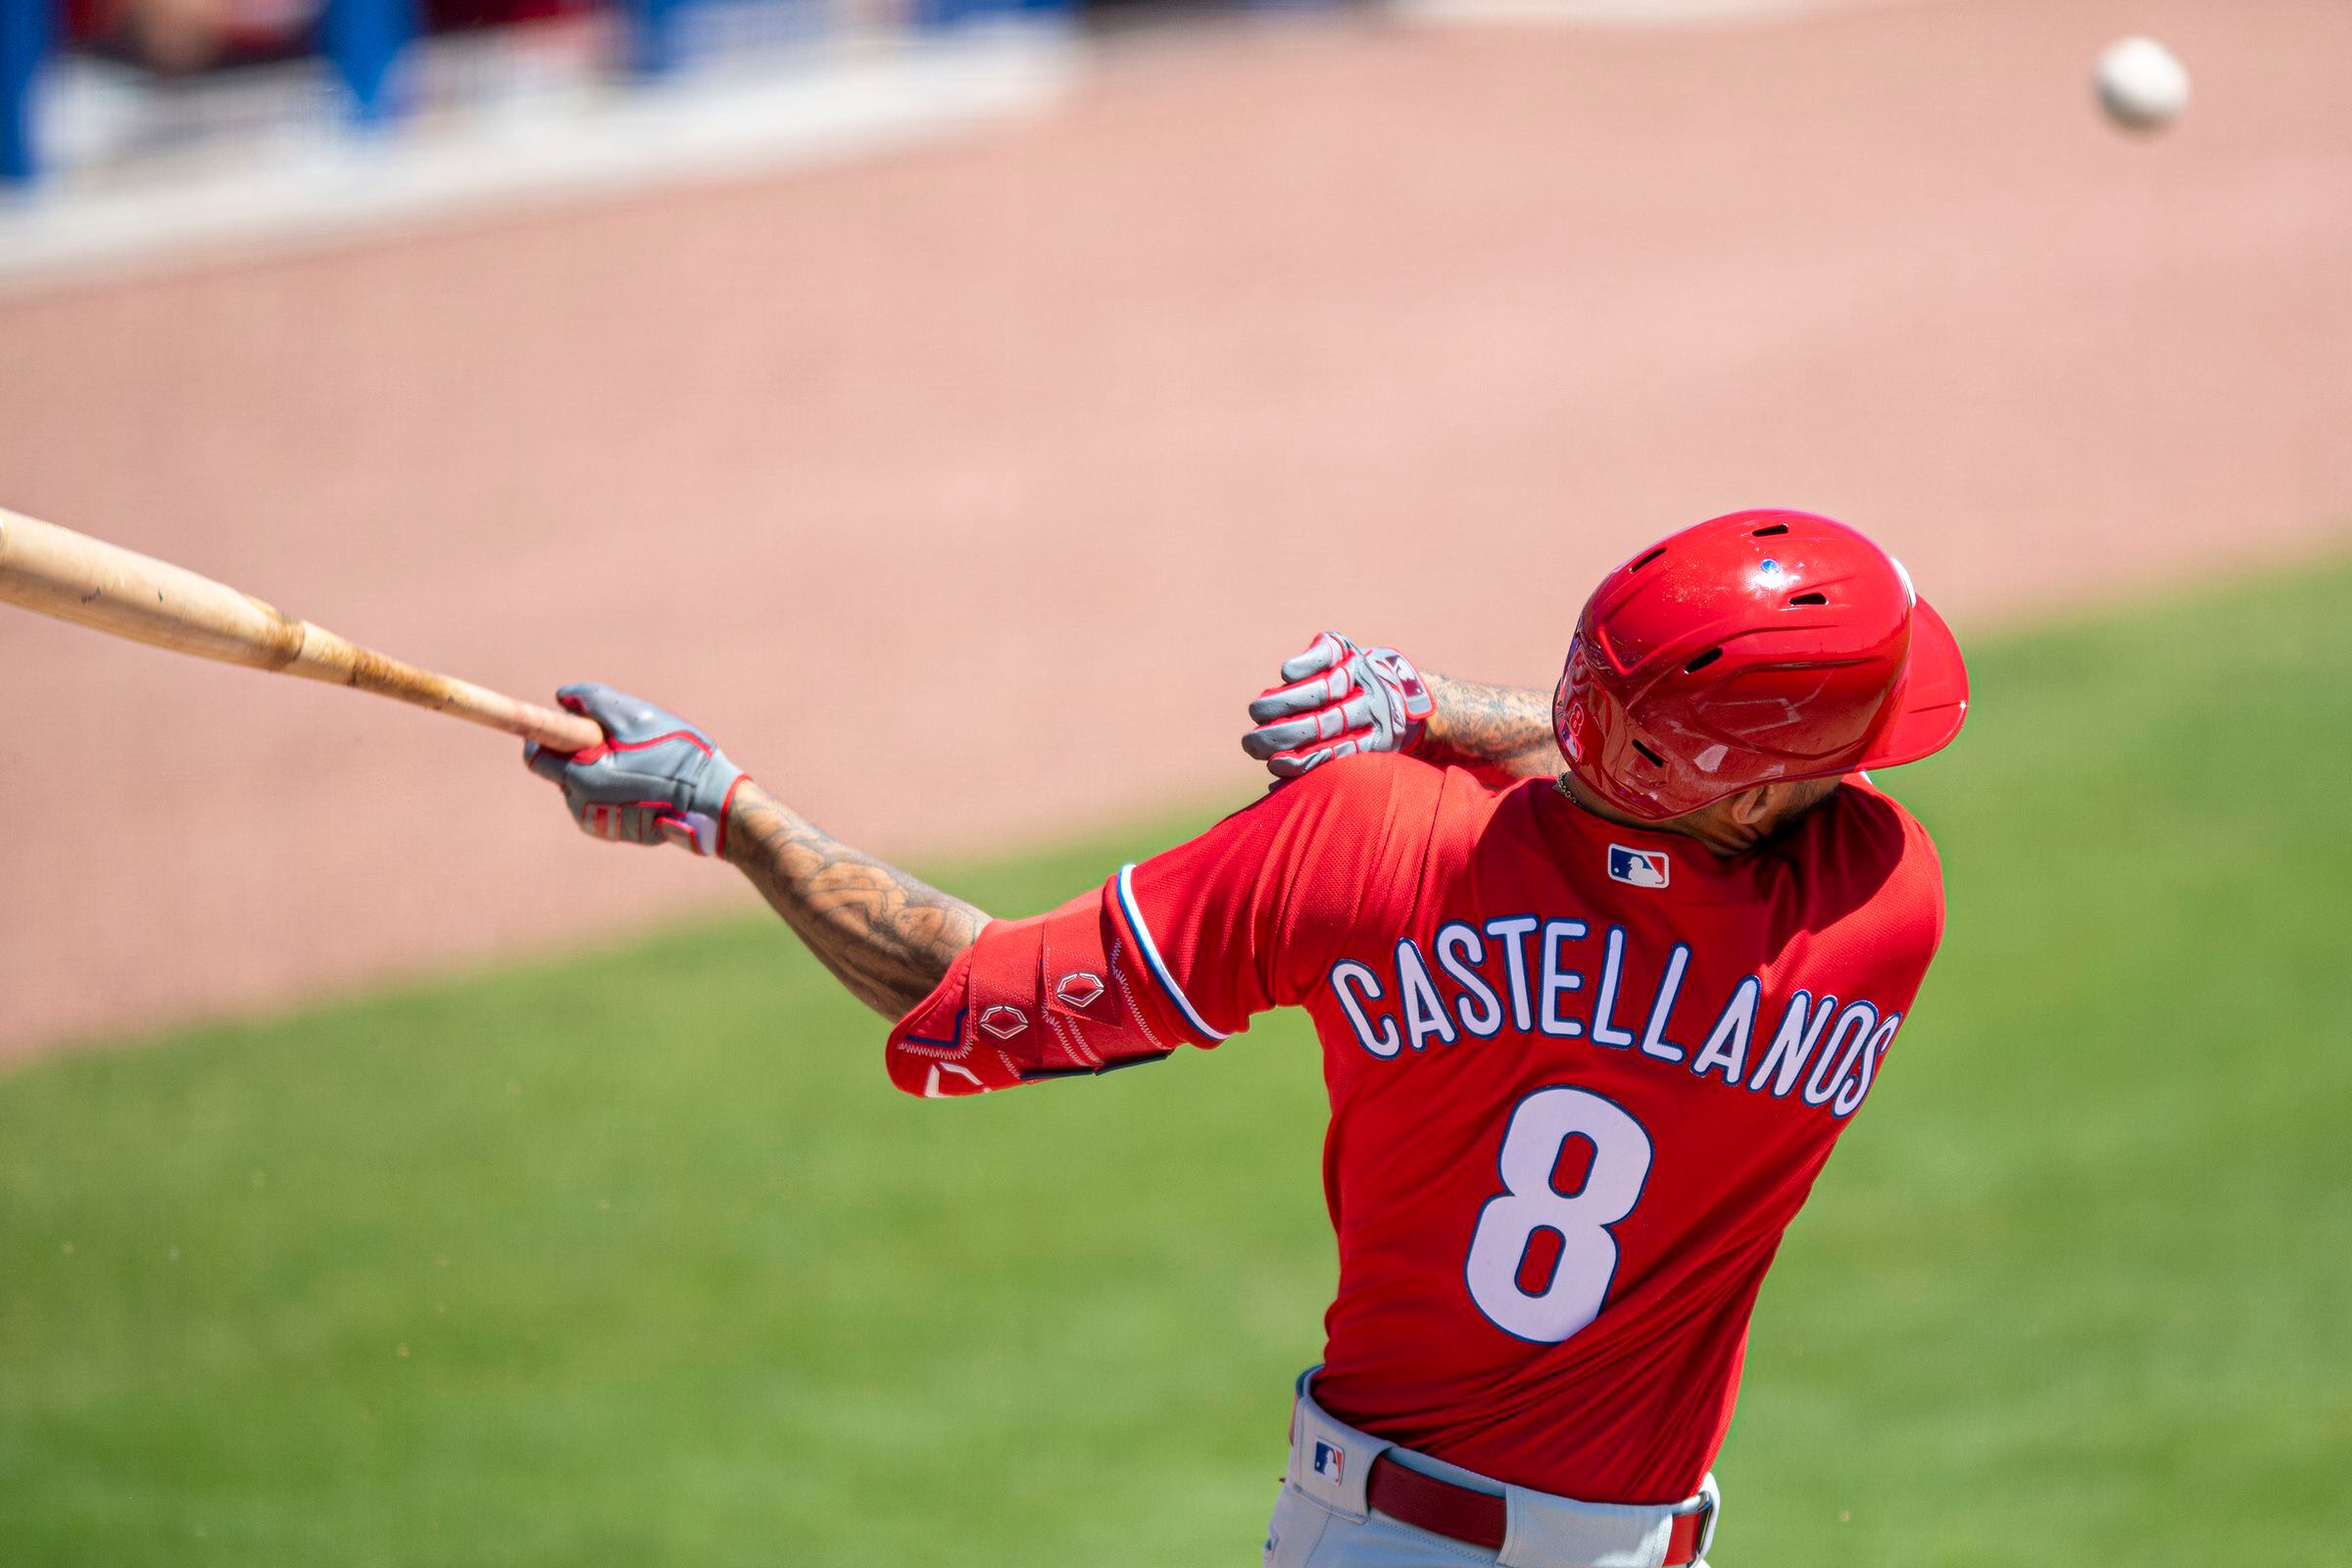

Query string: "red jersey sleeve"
[884, 757, 1443, 1096]
[883, 887, 1179, 1099]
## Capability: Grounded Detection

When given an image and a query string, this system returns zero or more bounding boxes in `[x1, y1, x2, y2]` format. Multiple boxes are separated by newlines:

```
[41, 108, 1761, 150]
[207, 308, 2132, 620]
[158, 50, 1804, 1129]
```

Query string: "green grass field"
[6, 560, 2350, 1566]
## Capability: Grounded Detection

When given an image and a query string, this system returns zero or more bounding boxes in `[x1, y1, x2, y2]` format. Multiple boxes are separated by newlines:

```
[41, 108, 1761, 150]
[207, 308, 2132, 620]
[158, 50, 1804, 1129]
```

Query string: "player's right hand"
[1243, 631, 1434, 780]
[523, 682, 749, 857]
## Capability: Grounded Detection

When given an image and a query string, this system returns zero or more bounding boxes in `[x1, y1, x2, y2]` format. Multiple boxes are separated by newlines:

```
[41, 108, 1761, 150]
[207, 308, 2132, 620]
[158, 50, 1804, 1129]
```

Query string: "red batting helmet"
[1552, 509, 1969, 821]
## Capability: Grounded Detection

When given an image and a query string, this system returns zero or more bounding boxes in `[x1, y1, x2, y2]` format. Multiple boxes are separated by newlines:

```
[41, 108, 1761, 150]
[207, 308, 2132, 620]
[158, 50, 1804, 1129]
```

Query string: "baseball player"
[525, 509, 1969, 1567]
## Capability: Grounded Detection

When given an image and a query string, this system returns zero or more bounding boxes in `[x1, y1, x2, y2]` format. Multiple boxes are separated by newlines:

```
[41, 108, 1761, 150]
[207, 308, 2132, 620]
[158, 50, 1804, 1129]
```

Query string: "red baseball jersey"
[886, 754, 1945, 1504]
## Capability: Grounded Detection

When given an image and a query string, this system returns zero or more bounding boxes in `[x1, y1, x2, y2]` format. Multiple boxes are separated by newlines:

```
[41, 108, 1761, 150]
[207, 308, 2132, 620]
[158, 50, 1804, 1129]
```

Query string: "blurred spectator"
[69, 0, 318, 73]
[65, 0, 592, 75]
[424, 0, 593, 36]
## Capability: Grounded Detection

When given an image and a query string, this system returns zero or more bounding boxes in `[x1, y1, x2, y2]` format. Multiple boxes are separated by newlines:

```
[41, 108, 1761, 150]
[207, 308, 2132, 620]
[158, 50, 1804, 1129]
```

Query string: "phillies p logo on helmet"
[1562, 698, 1591, 762]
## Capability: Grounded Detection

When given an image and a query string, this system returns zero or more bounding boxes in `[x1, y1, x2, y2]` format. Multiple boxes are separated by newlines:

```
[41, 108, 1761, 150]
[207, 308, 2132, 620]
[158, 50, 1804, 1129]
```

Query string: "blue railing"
[1, 0, 48, 182]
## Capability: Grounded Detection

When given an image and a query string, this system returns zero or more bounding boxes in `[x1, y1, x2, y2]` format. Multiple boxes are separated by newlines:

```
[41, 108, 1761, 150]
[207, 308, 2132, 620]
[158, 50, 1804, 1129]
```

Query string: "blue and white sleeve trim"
[1113, 863, 1230, 1043]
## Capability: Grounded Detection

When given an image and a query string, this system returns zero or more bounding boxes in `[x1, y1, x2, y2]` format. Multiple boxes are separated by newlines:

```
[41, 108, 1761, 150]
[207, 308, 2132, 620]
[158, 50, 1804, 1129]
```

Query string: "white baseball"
[2096, 36, 2189, 131]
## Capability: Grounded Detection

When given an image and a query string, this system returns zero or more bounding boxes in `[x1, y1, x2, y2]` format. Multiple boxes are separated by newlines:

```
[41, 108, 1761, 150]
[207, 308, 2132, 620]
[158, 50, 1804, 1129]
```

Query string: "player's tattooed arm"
[721, 781, 990, 1020]
[522, 683, 985, 1019]
[1416, 672, 1562, 780]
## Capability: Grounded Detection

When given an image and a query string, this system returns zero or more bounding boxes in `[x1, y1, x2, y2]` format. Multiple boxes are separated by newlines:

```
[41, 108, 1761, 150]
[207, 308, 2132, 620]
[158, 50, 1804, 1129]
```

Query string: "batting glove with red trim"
[524, 682, 748, 857]
[1242, 631, 1434, 780]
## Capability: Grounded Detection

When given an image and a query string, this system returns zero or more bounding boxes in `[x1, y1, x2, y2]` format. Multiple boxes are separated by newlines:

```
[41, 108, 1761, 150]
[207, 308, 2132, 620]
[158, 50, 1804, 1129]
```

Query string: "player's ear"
[1723, 784, 1777, 828]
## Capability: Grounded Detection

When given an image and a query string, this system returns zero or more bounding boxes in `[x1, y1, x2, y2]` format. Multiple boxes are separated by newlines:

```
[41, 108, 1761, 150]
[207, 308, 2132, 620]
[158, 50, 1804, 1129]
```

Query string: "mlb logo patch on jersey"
[1607, 845, 1670, 888]
[1310, 1440, 1345, 1486]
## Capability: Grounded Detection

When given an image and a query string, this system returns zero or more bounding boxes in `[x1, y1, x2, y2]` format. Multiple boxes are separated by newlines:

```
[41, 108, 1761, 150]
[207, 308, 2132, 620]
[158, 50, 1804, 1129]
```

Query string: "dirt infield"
[3, 0, 2347, 1058]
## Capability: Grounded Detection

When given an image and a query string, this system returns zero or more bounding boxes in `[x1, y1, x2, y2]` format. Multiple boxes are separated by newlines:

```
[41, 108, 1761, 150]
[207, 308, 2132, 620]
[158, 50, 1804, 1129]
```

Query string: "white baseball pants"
[1265, 1371, 1720, 1568]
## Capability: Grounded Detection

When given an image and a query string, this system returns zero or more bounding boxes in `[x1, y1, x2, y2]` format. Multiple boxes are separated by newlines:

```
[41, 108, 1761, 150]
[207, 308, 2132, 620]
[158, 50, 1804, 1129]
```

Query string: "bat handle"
[496, 695, 606, 754]
[286, 623, 605, 752]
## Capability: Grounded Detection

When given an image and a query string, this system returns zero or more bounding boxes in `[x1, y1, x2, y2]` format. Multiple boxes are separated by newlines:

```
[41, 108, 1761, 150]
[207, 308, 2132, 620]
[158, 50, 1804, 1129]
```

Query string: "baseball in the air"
[2096, 36, 2189, 132]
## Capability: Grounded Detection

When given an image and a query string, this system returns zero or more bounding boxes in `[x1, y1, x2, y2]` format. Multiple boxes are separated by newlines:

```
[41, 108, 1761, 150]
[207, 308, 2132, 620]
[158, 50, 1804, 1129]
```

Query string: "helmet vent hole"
[1788, 592, 1828, 606]
[1630, 547, 1667, 571]
[1683, 648, 1723, 674]
[1750, 523, 1789, 537]
[1631, 740, 1666, 768]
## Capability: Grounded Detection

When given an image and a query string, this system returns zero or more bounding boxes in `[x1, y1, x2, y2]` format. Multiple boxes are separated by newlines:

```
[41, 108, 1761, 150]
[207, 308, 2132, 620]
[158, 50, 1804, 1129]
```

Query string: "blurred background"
[2, 0, 2347, 1562]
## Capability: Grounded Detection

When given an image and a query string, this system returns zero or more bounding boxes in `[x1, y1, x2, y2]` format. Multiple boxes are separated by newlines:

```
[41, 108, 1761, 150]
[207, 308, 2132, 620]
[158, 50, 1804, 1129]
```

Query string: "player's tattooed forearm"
[1419, 671, 1562, 779]
[722, 783, 988, 1020]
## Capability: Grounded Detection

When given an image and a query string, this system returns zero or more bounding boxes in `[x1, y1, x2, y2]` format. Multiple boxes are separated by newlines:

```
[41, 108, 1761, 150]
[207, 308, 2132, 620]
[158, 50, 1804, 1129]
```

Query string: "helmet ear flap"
[1555, 657, 1673, 817]
[1551, 671, 1585, 764]
[1557, 509, 1969, 821]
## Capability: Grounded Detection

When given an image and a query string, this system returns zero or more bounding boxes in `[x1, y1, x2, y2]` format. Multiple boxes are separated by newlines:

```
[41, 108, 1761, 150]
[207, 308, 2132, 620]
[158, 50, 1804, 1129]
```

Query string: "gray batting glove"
[523, 682, 748, 858]
[1243, 631, 1435, 780]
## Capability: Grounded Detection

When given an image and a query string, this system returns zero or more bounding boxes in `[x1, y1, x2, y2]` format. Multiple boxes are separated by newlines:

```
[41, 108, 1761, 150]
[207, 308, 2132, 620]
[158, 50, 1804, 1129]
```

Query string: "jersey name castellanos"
[887, 754, 1945, 1506]
[1320, 885, 1894, 1120]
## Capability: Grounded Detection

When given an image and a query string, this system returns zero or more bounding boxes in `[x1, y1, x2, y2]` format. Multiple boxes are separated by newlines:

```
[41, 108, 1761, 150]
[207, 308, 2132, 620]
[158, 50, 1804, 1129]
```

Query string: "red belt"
[1364, 1454, 1711, 1565]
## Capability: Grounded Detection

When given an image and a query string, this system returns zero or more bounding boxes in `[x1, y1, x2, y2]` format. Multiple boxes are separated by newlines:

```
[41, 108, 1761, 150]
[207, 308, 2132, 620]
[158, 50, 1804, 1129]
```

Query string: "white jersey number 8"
[1464, 1087, 1654, 1344]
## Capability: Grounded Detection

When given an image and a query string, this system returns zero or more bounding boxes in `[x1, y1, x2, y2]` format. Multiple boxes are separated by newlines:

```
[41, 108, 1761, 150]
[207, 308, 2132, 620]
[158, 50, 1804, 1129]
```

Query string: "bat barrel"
[0, 507, 603, 754]
[0, 507, 308, 669]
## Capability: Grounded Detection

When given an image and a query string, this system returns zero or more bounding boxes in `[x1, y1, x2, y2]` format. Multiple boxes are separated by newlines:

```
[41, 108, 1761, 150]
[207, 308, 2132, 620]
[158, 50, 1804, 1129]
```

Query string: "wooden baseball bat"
[0, 506, 602, 753]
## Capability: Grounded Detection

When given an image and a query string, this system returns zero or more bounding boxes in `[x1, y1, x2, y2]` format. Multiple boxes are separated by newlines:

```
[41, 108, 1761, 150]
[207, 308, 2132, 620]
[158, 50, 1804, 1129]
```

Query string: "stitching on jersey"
[1043, 1011, 1081, 1070]
[1052, 1009, 1105, 1069]
[892, 1005, 972, 1061]
[1107, 935, 1170, 1054]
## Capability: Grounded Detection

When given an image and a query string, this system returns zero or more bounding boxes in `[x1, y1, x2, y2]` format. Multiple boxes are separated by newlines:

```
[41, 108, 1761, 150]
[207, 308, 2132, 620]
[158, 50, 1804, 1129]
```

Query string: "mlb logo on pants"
[1311, 1440, 1345, 1486]
[1608, 845, 1671, 888]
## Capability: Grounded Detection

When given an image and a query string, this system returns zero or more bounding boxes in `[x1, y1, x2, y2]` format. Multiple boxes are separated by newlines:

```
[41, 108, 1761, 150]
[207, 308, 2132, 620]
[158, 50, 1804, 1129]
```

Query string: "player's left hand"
[523, 682, 748, 857]
[1243, 631, 1434, 780]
